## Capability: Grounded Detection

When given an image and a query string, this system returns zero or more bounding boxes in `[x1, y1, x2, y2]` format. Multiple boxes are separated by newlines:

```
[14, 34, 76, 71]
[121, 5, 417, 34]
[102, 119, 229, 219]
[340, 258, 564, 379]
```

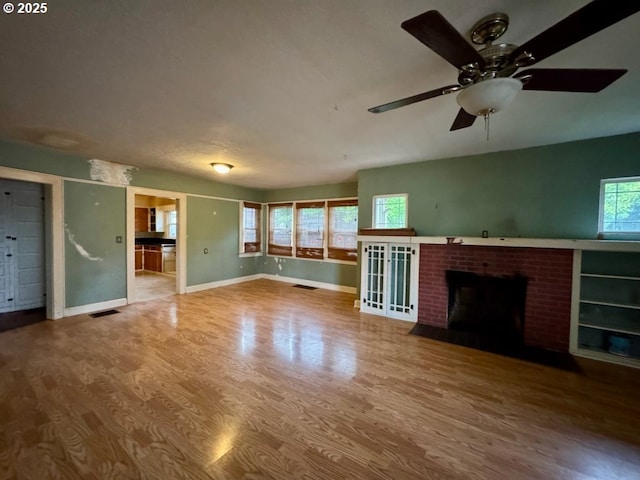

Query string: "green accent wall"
[64, 181, 127, 307]
[0, 140, 95, 180]
[263, 256, 357, 288]
[264, 182, 357, 202]
[186, 196, 262, 286]
[358, 132, 640, 239]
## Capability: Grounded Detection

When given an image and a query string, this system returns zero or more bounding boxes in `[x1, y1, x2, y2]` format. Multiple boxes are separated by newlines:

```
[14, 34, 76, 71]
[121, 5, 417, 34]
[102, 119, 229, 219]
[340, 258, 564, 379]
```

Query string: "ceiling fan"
[368, 0, 640, 131]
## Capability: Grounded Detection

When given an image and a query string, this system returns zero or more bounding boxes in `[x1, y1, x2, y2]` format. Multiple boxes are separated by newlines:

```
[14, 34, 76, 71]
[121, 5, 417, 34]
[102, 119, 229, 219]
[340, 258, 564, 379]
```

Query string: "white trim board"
[64, 298, 127, 317]
[357, 235, 640, 252]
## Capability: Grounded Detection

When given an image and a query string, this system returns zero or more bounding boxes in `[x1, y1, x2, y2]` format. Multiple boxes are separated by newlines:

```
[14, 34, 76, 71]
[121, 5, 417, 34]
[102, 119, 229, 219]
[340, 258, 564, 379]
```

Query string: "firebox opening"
[446, 270, 528, 343]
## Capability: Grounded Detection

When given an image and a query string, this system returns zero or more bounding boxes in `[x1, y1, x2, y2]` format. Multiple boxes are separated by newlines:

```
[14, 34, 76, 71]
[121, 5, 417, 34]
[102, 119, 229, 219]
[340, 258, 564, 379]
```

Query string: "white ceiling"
[1, 0, 639, 189]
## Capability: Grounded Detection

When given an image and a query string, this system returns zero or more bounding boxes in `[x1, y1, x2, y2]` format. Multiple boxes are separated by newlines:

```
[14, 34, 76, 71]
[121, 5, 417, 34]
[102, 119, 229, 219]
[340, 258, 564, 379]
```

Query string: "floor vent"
[293, 284, 317, 290]
[89, 309, 120, 318]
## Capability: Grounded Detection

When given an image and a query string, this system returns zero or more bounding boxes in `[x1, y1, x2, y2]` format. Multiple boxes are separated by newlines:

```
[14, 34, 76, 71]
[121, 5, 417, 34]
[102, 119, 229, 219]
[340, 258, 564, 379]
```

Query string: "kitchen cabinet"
[143, 245, 163, 272]
[135, 208, 149, 232]
[135, 245, 143, 271]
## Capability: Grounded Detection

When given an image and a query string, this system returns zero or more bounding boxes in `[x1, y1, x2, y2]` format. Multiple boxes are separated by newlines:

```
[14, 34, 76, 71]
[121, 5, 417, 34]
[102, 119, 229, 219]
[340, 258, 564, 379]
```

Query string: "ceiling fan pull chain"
[484, 112, 490, 141]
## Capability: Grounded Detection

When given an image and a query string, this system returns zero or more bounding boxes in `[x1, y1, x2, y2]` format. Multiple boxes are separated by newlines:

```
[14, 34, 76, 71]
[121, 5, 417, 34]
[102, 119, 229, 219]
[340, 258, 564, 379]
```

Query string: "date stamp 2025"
[3, 2, 48, 14]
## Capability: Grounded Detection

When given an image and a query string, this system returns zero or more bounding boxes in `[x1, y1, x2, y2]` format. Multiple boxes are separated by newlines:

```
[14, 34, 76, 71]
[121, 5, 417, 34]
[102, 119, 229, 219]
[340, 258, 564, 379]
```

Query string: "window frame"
[327, 199, 358, 261]
[241, 201, 262, 254]
[156, 205, 177, 239]
[295, 201, 326, 260]
[372, 193, 408, 229]
[598, 176, 640, 236]
[268, 203, 294, 256]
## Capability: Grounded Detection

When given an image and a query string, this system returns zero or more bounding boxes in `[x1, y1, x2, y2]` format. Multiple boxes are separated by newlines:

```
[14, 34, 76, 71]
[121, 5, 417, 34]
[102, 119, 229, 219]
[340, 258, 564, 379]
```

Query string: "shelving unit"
[574, 250, 640, 367]
[149, 208, 157, 232]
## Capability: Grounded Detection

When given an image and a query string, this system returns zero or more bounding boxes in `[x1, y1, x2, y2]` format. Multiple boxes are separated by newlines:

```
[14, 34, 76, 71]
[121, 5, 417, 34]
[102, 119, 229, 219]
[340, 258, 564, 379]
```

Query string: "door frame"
[0, 166, 64, 319]
[126, 186, 187, 303]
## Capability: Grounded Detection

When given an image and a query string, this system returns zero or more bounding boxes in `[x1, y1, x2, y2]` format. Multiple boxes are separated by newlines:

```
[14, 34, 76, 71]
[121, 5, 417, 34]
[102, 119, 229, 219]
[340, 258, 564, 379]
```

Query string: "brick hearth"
[418, 244, 574, 351]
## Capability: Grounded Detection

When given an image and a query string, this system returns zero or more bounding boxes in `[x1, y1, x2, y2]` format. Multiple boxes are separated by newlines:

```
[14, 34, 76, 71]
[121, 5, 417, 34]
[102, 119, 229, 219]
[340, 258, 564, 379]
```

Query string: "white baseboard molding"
[63, 298, 128, 318]
[263, 274, 356, 294]
[185, 274, 265, 293]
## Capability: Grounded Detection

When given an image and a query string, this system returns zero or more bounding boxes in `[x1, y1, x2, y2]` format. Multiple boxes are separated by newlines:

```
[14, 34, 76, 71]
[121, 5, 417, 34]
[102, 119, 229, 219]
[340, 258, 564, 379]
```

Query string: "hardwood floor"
[1, 279, 639, 479]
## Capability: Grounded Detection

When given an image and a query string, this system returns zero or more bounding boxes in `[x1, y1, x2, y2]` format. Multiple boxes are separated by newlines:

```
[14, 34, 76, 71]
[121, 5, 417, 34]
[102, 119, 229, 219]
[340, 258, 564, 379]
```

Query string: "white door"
[0, 189, 14, 311]
[360, 242, 418, 321]
[0, 179, 45, 313]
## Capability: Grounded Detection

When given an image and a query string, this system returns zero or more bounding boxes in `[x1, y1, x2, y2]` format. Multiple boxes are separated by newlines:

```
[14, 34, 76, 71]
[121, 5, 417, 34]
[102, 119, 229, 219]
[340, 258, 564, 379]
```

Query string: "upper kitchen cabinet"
[135, 207, 149, 232]
[135, 194, 176, 233]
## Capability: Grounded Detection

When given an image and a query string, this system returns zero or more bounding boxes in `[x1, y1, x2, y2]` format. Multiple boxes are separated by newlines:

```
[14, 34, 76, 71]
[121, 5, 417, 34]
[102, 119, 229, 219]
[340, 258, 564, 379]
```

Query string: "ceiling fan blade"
[401, 10, 485, 69]
[368, 84, 460, 114]
[509, 0, 640, 66]
[450, 108, 477, 131]
[515, 68, 627, 92]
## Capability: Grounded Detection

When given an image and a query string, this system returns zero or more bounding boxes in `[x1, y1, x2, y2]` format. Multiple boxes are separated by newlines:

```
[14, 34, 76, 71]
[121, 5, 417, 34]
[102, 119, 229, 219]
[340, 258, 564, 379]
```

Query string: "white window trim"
[372, 193, 408, 229]
[598, 176, 640, 236]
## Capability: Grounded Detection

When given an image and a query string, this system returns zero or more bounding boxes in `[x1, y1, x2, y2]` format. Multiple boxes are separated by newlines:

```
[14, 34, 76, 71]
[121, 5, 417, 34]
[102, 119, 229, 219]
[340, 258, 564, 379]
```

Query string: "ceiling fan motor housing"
[458, 43, 518, 85]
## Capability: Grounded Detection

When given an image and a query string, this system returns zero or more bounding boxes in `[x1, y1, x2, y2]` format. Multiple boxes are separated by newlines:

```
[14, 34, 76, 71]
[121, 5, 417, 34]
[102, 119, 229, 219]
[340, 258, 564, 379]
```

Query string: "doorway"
[127, 187, 187, 304]
[0, 178, 47, 329]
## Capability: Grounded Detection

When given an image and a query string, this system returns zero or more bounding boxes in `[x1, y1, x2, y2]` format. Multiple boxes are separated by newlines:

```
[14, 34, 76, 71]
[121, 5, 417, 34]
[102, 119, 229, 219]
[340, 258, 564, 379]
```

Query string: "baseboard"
[63, 298, 128, 318]
[263, 274, 356, 294]
[185, 274, 265, 293]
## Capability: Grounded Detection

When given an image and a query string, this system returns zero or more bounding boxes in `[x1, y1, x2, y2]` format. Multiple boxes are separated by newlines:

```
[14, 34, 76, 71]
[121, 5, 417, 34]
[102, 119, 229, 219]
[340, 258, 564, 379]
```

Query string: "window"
[268, 203, 293, 256]
[328, 199, 358, 261]
[166, 210, 177, 238]
[373, 194, 407, 229]
[296, 202, 325, 259]
[600, 177, 640, 233]
[156, 206, 177, 238]
[242, 202, 261, 253]
[265, 198, 358, 262]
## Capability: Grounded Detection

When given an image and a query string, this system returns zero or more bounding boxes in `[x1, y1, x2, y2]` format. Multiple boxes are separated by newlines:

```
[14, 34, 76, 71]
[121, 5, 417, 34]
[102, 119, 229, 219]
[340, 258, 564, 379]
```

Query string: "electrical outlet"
[204, 248, 208, 254]
[116, 236, 122, 243]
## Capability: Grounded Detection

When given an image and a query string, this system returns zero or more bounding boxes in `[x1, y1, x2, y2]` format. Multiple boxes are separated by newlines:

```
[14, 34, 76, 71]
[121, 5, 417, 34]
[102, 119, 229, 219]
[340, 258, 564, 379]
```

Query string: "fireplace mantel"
[357, 235, 640, 252]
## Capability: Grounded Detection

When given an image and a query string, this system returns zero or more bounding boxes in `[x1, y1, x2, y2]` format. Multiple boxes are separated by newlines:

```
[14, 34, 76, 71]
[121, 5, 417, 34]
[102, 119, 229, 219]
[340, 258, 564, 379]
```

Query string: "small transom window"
[373, 194, 408, 229]
[599, 177, 640, 233]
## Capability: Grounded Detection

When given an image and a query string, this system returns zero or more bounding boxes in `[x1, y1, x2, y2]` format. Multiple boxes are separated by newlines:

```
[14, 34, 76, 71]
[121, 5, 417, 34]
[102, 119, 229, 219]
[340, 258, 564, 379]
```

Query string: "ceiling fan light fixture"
[211, 162, 233, 174]
[456, 77, 523, 116]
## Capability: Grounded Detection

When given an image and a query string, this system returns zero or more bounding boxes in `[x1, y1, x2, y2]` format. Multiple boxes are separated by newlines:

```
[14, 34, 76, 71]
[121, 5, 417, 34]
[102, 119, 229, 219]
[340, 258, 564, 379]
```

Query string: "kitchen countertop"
[135, 238, 176, 246]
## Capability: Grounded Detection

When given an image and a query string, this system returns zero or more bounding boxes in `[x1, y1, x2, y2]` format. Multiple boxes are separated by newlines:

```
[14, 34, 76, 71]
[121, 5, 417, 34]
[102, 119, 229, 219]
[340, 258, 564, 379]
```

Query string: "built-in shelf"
[573, 250, 640, 368]
[578, 318, 640, 336]
[580, 299, 640, 311]
[581, 273, 640, 281]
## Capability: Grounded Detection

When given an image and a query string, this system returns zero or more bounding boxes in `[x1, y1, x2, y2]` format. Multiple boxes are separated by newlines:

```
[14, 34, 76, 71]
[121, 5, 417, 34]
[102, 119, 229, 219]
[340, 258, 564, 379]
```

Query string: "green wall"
[264, 182, 357, 202]
[186, 196, 262, 286]
[358, 132, 640, 239]
[0, 140, 263, 201]
[64, 181, 127, 307]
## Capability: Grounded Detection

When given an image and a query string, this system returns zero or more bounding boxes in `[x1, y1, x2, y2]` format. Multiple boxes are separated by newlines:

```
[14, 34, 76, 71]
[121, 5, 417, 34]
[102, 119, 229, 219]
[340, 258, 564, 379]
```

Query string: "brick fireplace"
[418, 244, 574, 351]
